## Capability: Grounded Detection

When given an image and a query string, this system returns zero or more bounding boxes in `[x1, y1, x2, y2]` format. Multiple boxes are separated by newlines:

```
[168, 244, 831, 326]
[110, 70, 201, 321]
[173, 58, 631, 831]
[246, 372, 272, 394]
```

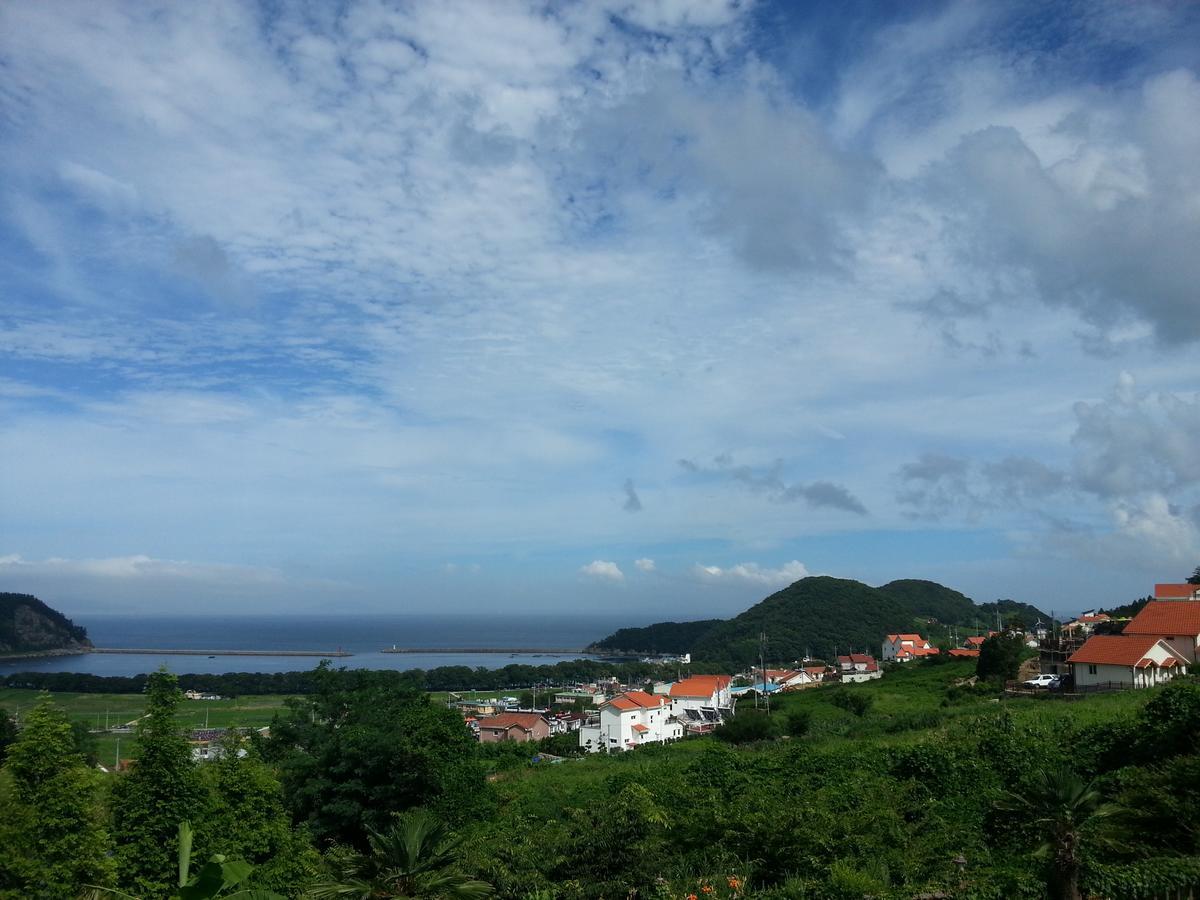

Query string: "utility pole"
[759, 629, 770, 715]
[114, 737, 120, 770]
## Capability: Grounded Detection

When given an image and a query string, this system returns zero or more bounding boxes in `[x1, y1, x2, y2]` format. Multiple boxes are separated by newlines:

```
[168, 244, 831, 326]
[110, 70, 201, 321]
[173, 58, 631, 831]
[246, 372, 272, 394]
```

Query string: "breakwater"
[381, 647, 586, 654]
[90, 648, 353, 657]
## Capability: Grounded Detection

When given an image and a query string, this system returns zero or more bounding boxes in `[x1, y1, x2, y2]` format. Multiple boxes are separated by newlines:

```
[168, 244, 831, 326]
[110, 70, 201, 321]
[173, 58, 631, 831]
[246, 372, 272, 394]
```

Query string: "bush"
[715, 710, 780, 744]
[829, 689, 874, 717]
[786, 710, 811, 738]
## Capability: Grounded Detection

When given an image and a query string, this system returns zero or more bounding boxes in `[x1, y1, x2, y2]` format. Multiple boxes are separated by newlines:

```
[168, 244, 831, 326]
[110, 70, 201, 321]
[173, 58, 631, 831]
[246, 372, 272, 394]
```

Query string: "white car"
[1023, 674, 1060, 689]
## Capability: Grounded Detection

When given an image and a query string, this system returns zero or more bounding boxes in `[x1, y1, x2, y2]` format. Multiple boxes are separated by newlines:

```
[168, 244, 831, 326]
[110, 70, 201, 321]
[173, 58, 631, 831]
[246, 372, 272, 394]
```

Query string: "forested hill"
[0, 592, 91, 655]
[590, 576, 1051, 664]
[588, 619, 723, 655]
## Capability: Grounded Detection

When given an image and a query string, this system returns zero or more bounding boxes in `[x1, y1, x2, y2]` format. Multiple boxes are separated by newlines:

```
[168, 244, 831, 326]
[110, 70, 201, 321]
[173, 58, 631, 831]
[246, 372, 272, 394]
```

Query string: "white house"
[669, 674, 733, 715]
[1122, 601, 1200, 663]
[881, 634, 940, 662]
[578, 691, 682, 753]
[1067, 634, 1189, 689]
[836, 654, 881, 683]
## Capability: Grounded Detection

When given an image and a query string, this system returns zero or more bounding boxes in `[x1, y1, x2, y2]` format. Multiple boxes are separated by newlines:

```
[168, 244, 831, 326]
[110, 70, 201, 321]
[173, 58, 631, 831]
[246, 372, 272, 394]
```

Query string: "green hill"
[588, 619, 722, 655]
[0, 592, 91, 655]
[591, 576, 1051, 664]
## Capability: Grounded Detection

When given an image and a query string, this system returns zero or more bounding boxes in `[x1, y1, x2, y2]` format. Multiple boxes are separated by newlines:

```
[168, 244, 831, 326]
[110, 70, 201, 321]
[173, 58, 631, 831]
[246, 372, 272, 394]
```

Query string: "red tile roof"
[631, 723, 648, 733]
[965, 636, 986, 647]
[1067, 634, 1184, 667]
[886, 633, 928, 643]
[1156, 584, 1200, 599]
[669, 675, 732, 698]
[607, 691, 670, 711]
[948, 648, 980, 658]
[1125, 601, 1200, 637]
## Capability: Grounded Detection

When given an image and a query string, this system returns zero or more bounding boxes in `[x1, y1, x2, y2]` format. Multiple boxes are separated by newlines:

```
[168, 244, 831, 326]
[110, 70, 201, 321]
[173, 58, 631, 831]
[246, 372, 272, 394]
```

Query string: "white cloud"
[580, 560, 624, 582]
[634, 557, 656, 572]
[693, 560, 810, 587]
[0, 553, 285, 584]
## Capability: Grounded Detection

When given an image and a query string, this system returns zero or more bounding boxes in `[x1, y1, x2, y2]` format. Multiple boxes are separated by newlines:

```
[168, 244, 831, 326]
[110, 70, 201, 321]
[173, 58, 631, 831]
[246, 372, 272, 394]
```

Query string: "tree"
[195, 734, 320, 896]
[995, 766, 1113, 900]
[0, 694, 115, 898]
[111, 667, 208, 897]
[0, 705, 16, 763]
[976, 633, 1026, 682]
[270, 669, 486, 848]
[307, 810, 492, 899]
[1188, 566, 1200, 586]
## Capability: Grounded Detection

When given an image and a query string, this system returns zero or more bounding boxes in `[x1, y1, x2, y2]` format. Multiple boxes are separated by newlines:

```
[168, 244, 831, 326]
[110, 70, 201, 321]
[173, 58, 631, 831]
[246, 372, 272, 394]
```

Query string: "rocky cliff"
[0, 592, 92, 655]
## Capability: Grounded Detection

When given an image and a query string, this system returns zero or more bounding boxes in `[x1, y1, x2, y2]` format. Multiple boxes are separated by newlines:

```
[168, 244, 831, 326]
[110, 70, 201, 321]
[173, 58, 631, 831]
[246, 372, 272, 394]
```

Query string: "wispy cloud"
[694, 560, 811, 588]
[580, 560, 624, 582]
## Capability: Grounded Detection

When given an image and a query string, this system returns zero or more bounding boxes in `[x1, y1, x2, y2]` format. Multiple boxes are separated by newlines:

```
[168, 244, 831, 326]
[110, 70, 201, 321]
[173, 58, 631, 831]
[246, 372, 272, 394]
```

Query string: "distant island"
[0, 592, 92, 658]
[588, 576, 1050, 664]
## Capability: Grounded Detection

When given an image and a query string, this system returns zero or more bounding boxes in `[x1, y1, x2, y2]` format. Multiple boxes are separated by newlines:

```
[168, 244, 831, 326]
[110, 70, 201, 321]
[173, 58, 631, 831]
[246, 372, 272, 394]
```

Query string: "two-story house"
[578, 691, 682, 753]
[881, 634, 940, 662]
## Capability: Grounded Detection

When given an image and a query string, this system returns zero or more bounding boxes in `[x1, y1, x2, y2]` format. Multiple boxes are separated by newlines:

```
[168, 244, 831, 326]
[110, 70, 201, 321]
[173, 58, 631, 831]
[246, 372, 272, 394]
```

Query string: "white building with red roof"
[837, 653, 881, 683]
[668, 674, 733, 713]
[578, 690, 682, 753]
[882, 633, 940, 662]
[1122, 600, 1200, 663]
[1067, 634, 1188, 689]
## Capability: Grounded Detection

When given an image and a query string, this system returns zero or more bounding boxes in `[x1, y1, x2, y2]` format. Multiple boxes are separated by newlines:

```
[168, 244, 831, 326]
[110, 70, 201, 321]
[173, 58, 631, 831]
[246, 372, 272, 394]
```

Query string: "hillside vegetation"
[592, 576, 1051, 662]
[0, 592, 91, 655]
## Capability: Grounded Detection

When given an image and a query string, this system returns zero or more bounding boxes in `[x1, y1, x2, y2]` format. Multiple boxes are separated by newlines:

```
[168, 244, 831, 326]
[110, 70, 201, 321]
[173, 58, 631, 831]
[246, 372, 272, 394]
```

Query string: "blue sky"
[2, 0, 1199, 620]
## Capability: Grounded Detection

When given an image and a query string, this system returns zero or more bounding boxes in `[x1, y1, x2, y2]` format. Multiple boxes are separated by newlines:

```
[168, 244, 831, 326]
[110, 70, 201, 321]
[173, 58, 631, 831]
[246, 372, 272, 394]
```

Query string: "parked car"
[1022, 673, 1060, 689]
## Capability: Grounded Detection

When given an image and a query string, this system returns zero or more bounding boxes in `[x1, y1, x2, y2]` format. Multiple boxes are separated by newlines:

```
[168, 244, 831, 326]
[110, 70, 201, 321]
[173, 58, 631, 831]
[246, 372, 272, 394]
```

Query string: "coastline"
[0, 646, 92, 662]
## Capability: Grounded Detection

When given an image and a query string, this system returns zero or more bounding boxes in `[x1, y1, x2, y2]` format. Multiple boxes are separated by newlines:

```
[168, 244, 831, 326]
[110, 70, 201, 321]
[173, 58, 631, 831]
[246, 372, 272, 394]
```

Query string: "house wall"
[1072, 663, 1135, 688]
[1157, 635, 1198, 664]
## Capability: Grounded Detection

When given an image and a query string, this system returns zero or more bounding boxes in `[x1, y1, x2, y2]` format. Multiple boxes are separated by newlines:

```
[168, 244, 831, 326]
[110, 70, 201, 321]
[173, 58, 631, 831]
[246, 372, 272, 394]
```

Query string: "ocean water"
[0, 613, 641, 677]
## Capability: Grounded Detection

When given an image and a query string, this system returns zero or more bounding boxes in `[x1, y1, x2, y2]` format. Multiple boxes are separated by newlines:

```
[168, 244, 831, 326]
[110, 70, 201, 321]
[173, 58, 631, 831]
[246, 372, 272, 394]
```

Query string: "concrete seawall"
[90, 648, 353, 657]
[380, 647, 586, 654]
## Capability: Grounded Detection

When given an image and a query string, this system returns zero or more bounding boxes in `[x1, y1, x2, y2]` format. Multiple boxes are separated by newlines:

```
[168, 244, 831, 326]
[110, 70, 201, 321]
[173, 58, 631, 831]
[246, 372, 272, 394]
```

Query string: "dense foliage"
[976, 632, 1028, 681]
[0, 591, 90, 653]
[265, 662, 487, 848]
[6, 660, 1200, 898]
[588, 618, 723, 654]
[1, 657, 681, 696]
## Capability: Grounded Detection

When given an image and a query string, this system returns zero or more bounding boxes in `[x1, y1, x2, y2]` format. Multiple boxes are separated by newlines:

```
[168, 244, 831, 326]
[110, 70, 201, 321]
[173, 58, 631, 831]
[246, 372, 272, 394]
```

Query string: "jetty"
[90, 648, 353, 657]
[381, 647, 587, 654]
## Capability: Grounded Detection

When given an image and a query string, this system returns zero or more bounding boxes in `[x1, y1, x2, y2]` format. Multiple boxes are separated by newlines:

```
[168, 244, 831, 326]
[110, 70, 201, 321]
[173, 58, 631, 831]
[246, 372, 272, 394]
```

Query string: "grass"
[0, 689, 295, 764]
[480, 660, 1169, 810]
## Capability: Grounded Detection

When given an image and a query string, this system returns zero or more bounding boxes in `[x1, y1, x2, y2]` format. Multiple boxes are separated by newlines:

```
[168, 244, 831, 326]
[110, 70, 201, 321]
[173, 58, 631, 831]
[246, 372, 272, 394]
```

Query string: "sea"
[0, 613, 643, 677]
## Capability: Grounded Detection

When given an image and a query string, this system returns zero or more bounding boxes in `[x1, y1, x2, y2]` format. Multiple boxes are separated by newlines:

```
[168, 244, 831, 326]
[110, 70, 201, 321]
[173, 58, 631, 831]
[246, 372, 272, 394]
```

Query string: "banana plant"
[83, 822, 284, 900]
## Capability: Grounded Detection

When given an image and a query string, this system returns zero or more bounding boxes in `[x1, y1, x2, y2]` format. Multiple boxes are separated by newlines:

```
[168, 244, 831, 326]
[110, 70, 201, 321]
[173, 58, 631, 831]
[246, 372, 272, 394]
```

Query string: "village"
[445, 578, 1200, 753]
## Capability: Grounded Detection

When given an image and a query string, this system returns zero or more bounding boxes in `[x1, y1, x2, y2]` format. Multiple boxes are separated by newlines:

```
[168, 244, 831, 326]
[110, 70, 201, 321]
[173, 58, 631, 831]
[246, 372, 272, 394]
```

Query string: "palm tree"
[306, 810, 492, 899]
[995, 766, 1113, 900]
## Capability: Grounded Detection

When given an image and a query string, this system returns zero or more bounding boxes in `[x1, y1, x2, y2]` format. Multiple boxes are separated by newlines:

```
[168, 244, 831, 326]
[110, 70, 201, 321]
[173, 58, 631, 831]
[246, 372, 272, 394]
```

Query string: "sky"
[1, 0, 1199, 621]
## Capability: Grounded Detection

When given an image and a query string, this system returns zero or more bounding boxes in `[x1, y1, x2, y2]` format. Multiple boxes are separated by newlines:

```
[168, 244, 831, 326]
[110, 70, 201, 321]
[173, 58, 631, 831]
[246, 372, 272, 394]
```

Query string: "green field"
[0, 689, 295, 763]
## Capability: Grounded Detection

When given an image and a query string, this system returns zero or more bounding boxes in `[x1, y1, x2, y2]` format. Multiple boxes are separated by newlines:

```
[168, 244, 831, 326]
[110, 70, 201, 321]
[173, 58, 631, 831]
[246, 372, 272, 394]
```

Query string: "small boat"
[207, 655, 216, 659]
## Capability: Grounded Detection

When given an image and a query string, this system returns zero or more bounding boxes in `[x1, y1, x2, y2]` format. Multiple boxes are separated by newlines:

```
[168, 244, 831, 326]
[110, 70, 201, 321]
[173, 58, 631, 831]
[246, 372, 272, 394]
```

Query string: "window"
[1088, 665, 1097, 675]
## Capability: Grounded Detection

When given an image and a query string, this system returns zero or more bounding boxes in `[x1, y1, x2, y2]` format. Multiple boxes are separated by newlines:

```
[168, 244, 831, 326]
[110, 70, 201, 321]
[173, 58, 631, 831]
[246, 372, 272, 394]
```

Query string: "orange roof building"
[477, 712, 550, 744]
[882, 633, 938, 662]
[1067, 634, 1188, 689]
[1155, 584, 1200, 600]
[1122, 600, 1200, 662]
